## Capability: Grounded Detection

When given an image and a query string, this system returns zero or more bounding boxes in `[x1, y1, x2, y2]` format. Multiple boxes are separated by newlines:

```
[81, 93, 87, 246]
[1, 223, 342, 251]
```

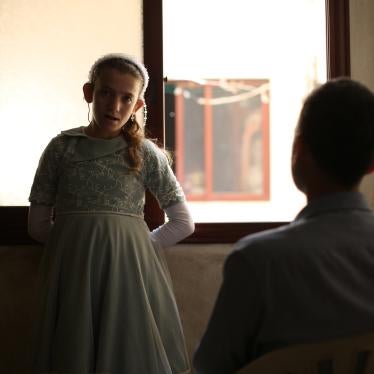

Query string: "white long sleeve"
[28, 203, 54, 243]
[150, 201, 195, 248]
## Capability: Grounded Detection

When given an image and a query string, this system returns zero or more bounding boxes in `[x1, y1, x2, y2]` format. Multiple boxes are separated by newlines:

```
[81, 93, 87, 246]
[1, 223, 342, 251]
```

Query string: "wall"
[351, 0, 374, 205]
[350, 0, 374, 90]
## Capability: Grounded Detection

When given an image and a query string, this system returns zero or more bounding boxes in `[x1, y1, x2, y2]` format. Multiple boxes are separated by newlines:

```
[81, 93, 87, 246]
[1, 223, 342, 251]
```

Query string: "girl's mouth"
[105, 114, 119, 121]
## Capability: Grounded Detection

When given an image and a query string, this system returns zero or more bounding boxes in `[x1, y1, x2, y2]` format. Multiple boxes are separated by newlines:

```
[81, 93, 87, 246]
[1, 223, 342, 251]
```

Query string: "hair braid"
[122, 116, 144, 173]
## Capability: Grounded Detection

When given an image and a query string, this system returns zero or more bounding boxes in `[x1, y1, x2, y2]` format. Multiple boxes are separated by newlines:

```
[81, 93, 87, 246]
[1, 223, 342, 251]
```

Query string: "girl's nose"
[110, 96, 121, 112]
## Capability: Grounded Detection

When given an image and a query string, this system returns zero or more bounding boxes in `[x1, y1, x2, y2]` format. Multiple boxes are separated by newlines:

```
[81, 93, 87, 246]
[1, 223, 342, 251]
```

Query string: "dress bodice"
[29, 127, 185, 216]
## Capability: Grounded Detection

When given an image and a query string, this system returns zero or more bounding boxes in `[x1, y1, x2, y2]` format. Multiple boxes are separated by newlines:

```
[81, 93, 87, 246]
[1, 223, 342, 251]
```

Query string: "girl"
[28, 53, 194, 374]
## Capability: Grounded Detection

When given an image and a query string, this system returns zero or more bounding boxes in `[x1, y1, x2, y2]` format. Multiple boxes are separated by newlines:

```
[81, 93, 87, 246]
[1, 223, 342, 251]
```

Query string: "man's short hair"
[298, 78, 374, 187]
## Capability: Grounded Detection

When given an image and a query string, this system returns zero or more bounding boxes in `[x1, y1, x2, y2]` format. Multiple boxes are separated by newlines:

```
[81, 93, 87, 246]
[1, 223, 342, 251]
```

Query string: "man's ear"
[366, 164, 374, 175]
[83, 82, 94, 103]
[291, 134, 303, 166]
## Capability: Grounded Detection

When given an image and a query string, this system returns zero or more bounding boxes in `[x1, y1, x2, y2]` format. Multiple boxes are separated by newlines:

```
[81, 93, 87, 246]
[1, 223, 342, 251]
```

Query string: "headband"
[88, 53, 149, 99]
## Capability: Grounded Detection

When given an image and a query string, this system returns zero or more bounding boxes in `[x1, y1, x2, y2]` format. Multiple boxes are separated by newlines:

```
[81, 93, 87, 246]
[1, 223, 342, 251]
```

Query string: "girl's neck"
[84, 123, 121, 139]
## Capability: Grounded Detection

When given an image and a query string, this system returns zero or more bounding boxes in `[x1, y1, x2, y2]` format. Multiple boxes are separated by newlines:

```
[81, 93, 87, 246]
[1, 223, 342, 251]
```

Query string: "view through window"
[163, 0, 326, 222]
[165, 79, 270, 201]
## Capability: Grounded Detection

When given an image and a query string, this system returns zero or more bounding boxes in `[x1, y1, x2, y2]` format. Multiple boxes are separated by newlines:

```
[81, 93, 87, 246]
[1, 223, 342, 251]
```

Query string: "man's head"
[292, 78, 374, 194]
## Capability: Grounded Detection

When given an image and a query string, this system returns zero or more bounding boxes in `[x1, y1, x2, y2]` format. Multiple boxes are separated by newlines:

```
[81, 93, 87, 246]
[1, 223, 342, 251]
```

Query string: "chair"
[237, 332, 374, 374]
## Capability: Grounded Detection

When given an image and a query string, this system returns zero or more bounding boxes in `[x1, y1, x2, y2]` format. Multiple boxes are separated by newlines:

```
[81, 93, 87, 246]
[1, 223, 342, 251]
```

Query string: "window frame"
[0, 0, 350, 245]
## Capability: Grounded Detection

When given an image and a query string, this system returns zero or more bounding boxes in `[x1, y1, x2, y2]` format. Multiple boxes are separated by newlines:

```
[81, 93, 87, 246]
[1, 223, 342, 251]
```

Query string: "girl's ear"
[134, 98, 144, 113]
[83, 83, 94, 103]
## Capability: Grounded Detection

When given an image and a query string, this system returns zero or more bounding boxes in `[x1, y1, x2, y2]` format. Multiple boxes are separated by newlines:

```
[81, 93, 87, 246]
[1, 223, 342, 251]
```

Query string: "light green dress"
[29, 127, 190, 374]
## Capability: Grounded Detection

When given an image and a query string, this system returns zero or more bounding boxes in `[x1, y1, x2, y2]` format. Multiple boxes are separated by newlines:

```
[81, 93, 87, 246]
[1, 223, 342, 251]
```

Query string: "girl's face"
[86, 67, 144, 139]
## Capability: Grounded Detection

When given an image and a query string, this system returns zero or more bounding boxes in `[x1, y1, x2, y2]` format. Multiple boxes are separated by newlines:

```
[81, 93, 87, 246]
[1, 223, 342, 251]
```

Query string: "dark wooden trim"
[0, 207, 36, 245]
[0, 206, 287, 245]
[143, 0, 164, 144]
[143, 0, 165, 230]
[182, 222, 287, 244]
[326, 0, 351, 78]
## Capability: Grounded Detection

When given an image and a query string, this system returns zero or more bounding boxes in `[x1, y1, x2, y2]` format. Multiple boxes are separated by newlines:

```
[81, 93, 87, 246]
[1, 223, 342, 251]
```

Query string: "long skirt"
[32, 212, 190, 374]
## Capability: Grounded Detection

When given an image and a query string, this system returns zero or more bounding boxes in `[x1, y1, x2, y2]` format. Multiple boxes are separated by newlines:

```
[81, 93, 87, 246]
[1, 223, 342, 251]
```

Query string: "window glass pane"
[0, 0, 142, 205]
[167, 79, 269, 199]
[163, 0, 326, 222]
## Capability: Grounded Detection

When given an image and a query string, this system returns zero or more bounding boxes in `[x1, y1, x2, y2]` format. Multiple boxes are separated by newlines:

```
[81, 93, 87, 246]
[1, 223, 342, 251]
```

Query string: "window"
[144, 0, 350, 241]
[0, 0, 351, 244]
[163, 0, 326, 223]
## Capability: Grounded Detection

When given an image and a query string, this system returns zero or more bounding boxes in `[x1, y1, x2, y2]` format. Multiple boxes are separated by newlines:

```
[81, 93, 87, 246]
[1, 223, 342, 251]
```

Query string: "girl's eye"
[123, 96, 133, 103]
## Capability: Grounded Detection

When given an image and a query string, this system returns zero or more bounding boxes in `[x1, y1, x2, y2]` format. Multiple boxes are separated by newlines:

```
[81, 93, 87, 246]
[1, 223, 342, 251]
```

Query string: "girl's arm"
[150, 201, 195, 248]
[28, 203, 54, 243]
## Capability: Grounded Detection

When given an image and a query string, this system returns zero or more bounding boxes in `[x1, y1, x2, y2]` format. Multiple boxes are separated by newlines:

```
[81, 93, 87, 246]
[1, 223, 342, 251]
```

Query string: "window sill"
[0, 206, 287, 245]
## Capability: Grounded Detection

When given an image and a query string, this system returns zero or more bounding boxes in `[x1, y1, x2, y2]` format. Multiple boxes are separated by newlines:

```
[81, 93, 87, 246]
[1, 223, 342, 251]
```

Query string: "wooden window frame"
[0, 0, 350, 245]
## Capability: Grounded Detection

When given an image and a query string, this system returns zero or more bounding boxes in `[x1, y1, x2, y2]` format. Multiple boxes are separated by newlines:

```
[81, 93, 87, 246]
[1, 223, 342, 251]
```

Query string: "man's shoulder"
[231, 220, 311, 264]
[237, 222, 296, 248]
[231, 209, 374, 265]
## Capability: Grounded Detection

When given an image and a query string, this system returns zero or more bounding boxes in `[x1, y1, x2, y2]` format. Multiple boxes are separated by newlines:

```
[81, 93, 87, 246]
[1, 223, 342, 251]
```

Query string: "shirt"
[194, 192, 374, 374]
